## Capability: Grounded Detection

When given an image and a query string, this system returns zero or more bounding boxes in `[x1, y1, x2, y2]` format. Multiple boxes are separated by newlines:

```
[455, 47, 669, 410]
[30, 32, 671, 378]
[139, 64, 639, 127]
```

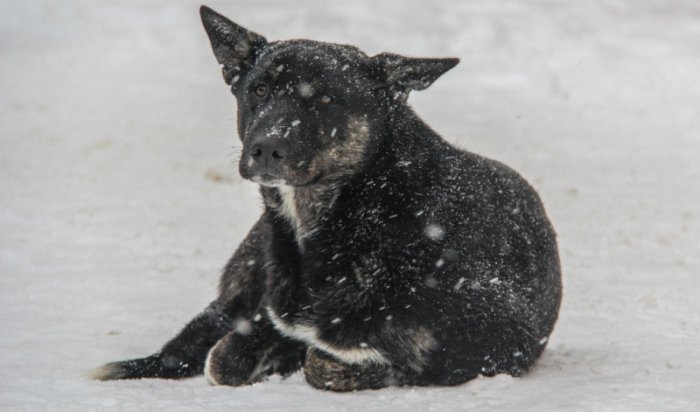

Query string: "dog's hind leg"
[90, 217, 270, 381]
[303, 348, 403, 392]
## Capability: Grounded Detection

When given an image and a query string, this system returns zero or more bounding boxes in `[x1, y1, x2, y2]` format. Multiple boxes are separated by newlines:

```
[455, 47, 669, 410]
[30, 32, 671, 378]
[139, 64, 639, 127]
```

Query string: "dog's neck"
[267, 184, 340, 252]
[261, 105, 422, 252]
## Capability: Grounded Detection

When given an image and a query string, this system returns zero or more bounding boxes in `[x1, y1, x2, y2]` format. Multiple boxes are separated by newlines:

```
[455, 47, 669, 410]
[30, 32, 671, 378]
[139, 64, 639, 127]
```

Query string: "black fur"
[91, 6, 562, 391]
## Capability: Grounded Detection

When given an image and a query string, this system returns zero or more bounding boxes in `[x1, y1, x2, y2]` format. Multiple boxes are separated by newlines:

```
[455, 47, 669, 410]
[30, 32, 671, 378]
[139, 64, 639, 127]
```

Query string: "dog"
[91, 5, 562, 391]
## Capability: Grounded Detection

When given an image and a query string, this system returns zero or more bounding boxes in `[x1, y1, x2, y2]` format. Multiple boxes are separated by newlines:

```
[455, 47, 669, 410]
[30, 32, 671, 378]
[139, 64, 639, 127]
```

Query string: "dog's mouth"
[250, 174, 287, 187]
[249, 172, 324, 188]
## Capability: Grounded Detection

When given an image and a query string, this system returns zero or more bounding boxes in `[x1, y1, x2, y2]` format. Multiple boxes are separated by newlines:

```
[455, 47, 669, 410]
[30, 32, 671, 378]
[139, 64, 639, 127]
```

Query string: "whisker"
[226, 145, 243, 160]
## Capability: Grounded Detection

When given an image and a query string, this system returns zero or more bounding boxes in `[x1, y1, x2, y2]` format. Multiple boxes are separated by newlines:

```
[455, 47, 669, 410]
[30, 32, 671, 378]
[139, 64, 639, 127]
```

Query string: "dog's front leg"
[204, 316, 306, 386]
[90, 300, 237, 380]
[91, 216, 271, 381]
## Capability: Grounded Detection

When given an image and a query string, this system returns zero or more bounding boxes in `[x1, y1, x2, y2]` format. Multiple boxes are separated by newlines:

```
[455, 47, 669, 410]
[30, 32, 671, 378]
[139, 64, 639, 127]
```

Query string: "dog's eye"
[319, 95, 334, 105]
[254, 84, 268, 97]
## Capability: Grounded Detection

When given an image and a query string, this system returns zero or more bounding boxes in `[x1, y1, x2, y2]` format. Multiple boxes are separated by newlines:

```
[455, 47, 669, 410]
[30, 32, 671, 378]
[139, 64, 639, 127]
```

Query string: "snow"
[1, 0, 699, 411]
[298, 82, 314, 98]
[425, 224, 446, 241]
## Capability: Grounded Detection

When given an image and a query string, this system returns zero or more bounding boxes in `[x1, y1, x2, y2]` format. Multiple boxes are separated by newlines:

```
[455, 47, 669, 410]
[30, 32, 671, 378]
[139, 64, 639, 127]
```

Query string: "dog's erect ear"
[200, 6, 267, 86]
[370, 53, 459, 101]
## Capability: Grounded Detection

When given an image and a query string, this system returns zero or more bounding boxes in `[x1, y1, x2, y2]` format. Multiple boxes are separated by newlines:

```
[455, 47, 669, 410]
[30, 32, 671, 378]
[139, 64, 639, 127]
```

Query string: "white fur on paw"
[86, 363, 118, 381]
[204, 340, 224, 386]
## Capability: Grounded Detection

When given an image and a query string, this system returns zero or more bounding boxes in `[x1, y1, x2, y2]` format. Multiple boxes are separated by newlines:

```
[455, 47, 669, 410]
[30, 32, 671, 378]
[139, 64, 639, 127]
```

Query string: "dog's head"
[201, 6, 458, 187]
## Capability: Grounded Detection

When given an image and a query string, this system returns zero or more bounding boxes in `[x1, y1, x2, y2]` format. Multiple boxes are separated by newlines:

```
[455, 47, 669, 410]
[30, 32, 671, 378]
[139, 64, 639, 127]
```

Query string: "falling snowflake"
[234, 318, 252, 335]
[425, 224, 445, 241]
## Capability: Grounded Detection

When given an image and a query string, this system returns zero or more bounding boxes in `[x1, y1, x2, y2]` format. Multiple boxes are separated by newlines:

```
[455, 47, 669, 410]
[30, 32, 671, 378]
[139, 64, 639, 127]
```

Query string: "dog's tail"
[87, 353, 200, 380]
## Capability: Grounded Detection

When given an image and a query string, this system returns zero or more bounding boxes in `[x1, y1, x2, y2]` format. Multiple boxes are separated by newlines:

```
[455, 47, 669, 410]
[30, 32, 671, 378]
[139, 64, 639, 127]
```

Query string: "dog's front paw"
[87, 356, 160, 381]
[204, 333, 258, 386]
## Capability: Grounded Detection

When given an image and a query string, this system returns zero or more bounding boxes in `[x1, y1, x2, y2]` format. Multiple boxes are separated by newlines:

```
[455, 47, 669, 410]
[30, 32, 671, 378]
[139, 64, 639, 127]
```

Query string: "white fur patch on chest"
[277, 186, 299, 230]
[276, 185, 335, 251]
[276, 185, 310, 250]
[266, 307, 389, 365]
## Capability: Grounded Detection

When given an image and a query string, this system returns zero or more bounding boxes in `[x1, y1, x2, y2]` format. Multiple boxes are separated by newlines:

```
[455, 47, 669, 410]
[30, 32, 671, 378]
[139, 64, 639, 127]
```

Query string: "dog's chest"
[276, 186, 338, 250]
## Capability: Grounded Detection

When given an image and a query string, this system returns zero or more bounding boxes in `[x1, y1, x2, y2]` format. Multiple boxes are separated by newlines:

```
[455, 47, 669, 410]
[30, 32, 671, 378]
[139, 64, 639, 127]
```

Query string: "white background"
[1, 1, 699, 410]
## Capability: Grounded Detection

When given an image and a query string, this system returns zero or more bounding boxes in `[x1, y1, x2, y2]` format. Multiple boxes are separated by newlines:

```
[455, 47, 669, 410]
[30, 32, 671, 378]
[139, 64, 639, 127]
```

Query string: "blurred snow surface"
[1, 1, 699, 411]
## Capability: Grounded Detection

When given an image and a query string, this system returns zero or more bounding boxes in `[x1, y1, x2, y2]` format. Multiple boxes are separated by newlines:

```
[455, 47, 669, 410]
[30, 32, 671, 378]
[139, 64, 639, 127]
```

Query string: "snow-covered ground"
[1, 1, 699, 410]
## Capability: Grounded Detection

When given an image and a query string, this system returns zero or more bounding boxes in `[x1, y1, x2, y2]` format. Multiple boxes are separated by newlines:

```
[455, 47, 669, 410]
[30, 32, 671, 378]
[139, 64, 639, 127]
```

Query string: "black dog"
[91, 6, 562, 391]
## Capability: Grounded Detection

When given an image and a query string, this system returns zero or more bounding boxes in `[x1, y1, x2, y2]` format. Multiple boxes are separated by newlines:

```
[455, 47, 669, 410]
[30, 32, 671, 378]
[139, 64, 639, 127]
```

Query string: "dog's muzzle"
[243, 136, 290, 185]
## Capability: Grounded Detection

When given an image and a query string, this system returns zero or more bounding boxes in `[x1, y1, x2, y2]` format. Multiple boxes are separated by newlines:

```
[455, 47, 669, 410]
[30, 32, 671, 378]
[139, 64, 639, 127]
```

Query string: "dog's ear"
[200, 6, 267, 87]
[370, 53, 459, 101]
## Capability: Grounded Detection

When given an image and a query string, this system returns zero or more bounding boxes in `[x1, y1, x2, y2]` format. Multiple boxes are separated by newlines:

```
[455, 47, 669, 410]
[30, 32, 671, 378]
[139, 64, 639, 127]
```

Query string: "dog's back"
[289, 103, 561, 385]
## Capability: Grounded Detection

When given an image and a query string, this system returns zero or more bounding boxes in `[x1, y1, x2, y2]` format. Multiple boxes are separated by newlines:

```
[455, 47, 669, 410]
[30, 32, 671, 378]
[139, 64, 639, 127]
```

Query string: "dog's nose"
[250, 138, 288, 163]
